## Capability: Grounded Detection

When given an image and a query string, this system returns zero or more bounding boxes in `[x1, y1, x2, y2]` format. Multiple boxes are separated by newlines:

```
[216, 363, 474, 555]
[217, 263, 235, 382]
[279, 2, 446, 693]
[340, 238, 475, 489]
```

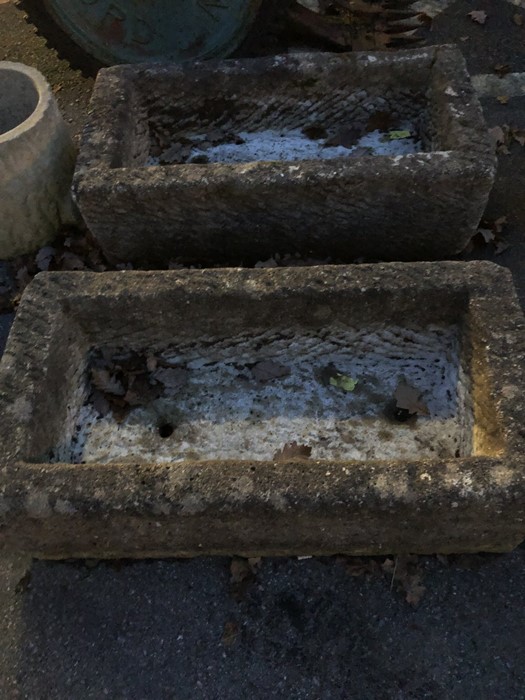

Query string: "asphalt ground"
[0, 1, 525, 698]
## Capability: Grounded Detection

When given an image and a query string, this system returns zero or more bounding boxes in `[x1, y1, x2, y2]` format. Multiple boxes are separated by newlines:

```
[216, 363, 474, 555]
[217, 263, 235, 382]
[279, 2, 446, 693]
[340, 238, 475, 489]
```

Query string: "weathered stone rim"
[75, 45, 495, 175]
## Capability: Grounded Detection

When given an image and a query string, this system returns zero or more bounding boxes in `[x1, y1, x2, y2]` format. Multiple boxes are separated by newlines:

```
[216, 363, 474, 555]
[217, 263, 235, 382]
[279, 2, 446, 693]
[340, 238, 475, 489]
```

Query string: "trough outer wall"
[73, 46, 496, 265]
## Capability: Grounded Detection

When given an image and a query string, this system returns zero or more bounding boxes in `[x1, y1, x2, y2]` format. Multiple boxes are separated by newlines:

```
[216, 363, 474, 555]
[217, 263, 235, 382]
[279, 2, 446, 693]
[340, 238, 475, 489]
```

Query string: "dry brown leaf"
[247, 557, 262, 572]
[493, 216, 507, 234]
[60, 252, 86, 271]
[488, 126, 506, 149]
[513, 12, 523, 26]
[152, 367, 189, 393]
[230, 557, 253, 584]
[127, 373, 163, 405]
[366, 111, 395, 133]
[341, 557, 382, 577]
[494, 63, 510, 77]
[15, 266, 32, 292]
[251, 360, 290, 382]
[383, 555, 426, 606]
[91, 390, 111, 417]
[325, 127, 361, 149]
[381, 557, 396, 575]
[229, 557, 260, 602]
[90, 369, 125, 397]
[478, 228, 495, 243]
[273, 442, 312, 461]
[302, 124, 328, 141]
[15, 570, 32, 595]
[404, 576, 426, 606]
[511, 128, 525, 146]
[222, 621, 239, 646]
[394, 380, 429, 416]
[159, 143, 191, 165]
[468, 10, 487, 24]
[473, 216, 509, 253]
[254, 258, 279, 269]
[35, 246, 56, 272]
[146, 355, 158, 372]
[497, 95, 509, 105]
[417, 12, 432, 28]
[349, 146, 373, 157]
[495, 240, 511, 255]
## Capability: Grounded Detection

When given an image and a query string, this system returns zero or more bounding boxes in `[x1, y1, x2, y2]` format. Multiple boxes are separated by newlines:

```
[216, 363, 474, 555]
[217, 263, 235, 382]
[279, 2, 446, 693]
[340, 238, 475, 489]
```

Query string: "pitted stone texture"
[0, 262, 523, 558]
[74, 46, 495, 265]
[0, 62, 77, 259]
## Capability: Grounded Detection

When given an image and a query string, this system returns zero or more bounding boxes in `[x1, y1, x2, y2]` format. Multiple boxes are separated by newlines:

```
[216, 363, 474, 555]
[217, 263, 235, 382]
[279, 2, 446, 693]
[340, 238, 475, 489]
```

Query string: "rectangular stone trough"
[73, 45, 495, 266]
[0, 262, 524, 558]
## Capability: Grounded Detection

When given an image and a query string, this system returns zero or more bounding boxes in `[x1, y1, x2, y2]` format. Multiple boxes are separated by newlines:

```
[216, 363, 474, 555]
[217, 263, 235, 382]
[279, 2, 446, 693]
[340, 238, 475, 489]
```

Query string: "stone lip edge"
[73, 44, 494, 179]
[0, 261, 524, 556]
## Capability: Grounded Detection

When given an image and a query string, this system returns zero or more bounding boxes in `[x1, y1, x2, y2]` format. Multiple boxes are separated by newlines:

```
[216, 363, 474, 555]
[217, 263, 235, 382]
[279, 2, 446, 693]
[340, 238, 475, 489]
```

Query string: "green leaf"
[387, 130, 411, 140]
[329, 374, 358, 392]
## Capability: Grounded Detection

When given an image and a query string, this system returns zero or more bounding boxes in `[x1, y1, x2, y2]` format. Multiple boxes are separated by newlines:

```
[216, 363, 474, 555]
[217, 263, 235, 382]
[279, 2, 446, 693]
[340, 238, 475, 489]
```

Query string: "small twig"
[390, 555, 398, 590]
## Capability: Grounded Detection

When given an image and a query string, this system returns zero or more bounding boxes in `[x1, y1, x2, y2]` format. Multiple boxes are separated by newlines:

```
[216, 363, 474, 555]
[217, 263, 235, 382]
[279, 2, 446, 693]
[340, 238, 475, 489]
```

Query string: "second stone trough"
[74, 45, 495, 265]
[0, 262, 523, 558]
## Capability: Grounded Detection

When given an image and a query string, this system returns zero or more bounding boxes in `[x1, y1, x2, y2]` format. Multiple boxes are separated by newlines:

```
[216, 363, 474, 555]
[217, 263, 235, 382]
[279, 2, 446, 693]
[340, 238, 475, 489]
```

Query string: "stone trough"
[0, 262, 523, 558]
[74, 45, 495, 266]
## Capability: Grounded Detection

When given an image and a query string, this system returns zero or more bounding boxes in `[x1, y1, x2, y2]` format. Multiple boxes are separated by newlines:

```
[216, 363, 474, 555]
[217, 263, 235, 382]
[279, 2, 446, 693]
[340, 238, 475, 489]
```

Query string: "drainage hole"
[158, 423, 174, 439]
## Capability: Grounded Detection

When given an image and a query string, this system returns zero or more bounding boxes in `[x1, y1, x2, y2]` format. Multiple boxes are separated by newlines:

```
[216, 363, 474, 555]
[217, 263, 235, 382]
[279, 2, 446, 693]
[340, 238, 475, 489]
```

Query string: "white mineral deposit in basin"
[147, 122, 421, 165]
[55, 324, 473, 464]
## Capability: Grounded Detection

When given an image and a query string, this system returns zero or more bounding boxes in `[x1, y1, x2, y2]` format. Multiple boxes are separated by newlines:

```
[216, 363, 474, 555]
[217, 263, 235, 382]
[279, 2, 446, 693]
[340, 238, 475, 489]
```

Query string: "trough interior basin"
[13, 268, 501, 469]
[114, 52, 448, 169]
[52, 323, 475, 464]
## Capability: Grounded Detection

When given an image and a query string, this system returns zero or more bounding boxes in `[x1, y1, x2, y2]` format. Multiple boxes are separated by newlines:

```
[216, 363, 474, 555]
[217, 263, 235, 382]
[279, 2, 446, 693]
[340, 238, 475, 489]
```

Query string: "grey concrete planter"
[74, 46, 495, 265]
[0, 262, 523, 558]
[0, 62, 76, 259]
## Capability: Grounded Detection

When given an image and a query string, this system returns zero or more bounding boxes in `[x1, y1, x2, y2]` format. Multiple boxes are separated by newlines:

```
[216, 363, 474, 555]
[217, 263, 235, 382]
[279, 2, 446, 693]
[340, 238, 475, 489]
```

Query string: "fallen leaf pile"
[469, 215, 509, 255]
[382, 555, 426, 606]
[3, 225, 114, 313]
[88, 349, 179, 422]
[87, 350, 297, 423]
[336, 554, 427, 605]
[151, 128, 246, 165]
[288, 0, 426, 51]
[228, 553, 427, 608]
[223, 552, 507, 614]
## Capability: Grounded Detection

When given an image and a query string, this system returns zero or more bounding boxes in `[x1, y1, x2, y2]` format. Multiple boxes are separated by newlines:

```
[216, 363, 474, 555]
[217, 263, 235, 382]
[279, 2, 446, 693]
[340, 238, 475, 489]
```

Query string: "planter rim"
[0, 61, 53, 144]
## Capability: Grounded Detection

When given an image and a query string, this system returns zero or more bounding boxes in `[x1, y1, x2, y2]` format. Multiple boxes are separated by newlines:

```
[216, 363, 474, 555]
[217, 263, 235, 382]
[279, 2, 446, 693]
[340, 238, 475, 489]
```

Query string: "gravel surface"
[0, 0, 525, 698]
